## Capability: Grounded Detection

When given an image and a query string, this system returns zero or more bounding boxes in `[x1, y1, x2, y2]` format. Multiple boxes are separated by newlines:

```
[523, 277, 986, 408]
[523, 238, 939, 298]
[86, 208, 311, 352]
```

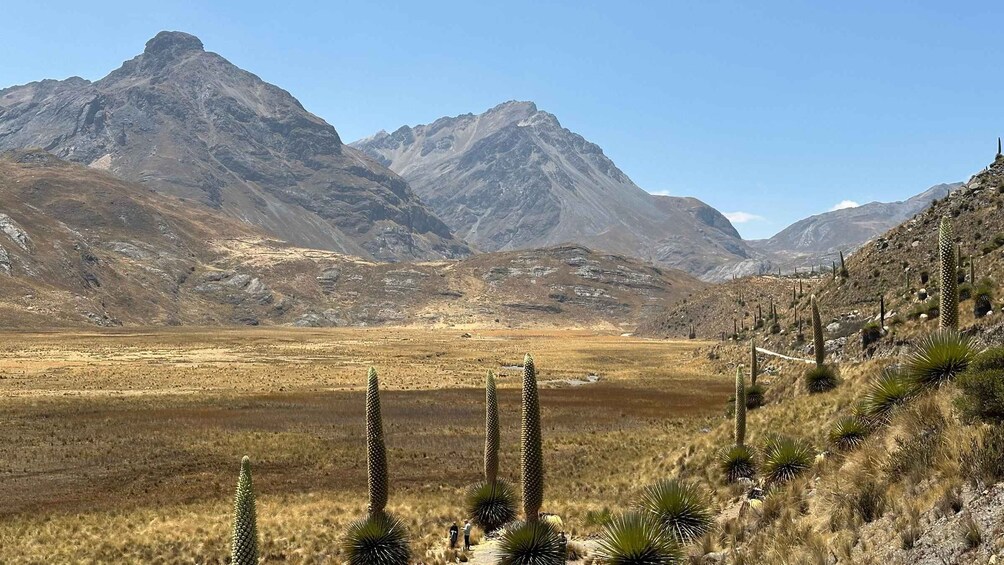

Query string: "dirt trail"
[755, 346, 814, 364]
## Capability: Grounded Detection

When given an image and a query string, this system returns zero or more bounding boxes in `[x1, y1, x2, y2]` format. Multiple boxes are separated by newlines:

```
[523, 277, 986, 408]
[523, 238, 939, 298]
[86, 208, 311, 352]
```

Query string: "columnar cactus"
[839, 251, 847, 277]
[520, 353, 544, 522]
[485, 371, 500, 484]
[970, 257, 976, 285]
[750, 339, 759, 387]
[734, 367, 746, 447]
[880, 295, 885, 329]
[231, 456, 259, 565]
[939, 217, 959, 330]
[366, 367, 388, 517]
[811, 295, 825, 367]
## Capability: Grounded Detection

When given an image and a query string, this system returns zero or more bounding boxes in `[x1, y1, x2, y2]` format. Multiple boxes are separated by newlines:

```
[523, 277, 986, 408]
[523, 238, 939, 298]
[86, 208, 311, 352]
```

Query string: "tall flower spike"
[485, 370, 500, 484]
[366, 367, 388, 517]
[734, 367, 746, 447]
[231, 456, 259, 565]
[811, 295, 825, 367]
[939, 217, 959, 330]
[520, 353, 544, 522]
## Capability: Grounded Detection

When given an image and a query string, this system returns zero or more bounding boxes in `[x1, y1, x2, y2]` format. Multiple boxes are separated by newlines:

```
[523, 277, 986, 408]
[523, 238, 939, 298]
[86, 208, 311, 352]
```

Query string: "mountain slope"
[750, 183, 962, 267]
[352, 101, 749, 277]
[0, 31, 468, 261]
[0, 151, 701, 328]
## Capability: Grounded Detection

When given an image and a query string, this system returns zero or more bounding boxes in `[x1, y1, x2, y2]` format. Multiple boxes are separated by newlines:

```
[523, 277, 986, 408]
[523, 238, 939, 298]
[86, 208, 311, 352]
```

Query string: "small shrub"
[858, 368, 918, 423]
[762, 435, 814, 485]
[974, 278, 994, 317]
[466, 481, 519, 534]
[888, 399, 948, 483]
[498, 521, 564, 565]
[828, 416, 870, 451]
[804, 365, 839, 394]
[342, 514, 411, 565]
[961, 425, 1004, 489]
[850, 479, 886, 523]
[595, 512, 682, 565]
[905, 330, 974, 388]
[637, 479, 714, 544]
[955, 347, 1004, 423]
[960, 513, 982, 550]
[861, 322, 882, 349]
[720, 444, 757, 483]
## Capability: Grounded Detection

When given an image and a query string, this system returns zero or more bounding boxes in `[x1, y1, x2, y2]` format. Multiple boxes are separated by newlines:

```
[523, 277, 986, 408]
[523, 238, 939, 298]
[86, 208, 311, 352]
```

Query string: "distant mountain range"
[0, 30, 962, 312]
[352, 101, 751, 277]
[0, 31, 468, 262]
[748, 183, 962, 268]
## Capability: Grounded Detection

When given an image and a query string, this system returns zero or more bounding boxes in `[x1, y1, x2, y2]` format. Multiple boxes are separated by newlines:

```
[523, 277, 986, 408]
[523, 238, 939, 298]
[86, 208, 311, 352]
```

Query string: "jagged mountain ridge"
[0, 31, 469, 262]
[352, 101, 751, 277]
[750, 182, 963, 266]
[0, 150, 702, 328]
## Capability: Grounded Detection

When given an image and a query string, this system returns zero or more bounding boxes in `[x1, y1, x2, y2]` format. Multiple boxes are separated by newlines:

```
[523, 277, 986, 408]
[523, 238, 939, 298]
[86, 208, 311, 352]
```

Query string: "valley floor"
[0, 328, 729, 563]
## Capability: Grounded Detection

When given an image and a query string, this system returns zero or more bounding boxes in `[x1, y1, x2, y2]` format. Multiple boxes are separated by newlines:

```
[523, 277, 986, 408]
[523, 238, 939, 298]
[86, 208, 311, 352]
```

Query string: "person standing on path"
[463, 520, 473, 551]
[449, 522, 459, 549]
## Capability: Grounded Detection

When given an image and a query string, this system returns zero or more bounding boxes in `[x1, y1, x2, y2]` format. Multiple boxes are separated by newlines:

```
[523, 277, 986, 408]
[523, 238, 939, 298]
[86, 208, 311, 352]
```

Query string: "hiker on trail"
[449, 522, 459, 549]
[463, 520, 473, 551]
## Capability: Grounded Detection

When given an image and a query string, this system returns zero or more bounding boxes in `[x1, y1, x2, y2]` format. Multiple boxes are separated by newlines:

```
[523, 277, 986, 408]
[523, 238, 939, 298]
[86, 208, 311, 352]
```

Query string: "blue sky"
[2, 1, 1002, 239]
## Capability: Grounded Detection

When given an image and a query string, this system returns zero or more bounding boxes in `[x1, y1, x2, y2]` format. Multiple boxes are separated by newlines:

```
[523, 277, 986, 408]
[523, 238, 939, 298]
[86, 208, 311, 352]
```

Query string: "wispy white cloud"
[648, 189, 672, 196]
[830, 200, 860, 211]
[724, 211, 765, 224]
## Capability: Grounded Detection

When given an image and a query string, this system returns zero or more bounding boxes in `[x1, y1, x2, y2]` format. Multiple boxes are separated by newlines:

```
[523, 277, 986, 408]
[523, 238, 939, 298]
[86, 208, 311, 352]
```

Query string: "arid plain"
[0, 328, 730, 563]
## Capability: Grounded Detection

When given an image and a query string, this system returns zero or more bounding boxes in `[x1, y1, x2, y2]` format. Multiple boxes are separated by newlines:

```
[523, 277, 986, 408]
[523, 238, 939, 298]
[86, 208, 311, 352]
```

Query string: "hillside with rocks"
[751, 182, 962, 270]
[0, 150, 701, 328]
[352, 101, 751, 278]
[0, 31, 469, 261]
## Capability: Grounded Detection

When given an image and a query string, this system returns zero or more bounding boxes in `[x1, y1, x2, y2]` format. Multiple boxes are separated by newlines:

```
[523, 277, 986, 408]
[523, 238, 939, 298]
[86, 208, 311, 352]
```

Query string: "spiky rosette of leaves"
[858, 368, 918, 422]
[762, 435, 814, 485]
[366, 367, 388, 517]
[906, 330, 975, 388]
[828, 417, 870, 451]
[595, 512, 682, 565]
[939, 217, 959, 330]
[810, 295, 825, 367]
[342, 513, 411, 565]
[745, 384, 765, 409]
[720, 444, 757, 483]
[734, 367, 746, 447]
[466, 480, 519, 534]
[804, 364, 839, 394]
[521, 353, 544, 522]
[498, 520, 564, 565]
[230, 456, 258, 565]
[485, 370, 500, 483]
[637, 479, 714, 544]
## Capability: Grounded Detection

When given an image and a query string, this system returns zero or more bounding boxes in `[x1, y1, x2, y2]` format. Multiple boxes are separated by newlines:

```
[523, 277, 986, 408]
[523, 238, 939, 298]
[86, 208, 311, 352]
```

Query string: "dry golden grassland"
[0, 328, 730, 563]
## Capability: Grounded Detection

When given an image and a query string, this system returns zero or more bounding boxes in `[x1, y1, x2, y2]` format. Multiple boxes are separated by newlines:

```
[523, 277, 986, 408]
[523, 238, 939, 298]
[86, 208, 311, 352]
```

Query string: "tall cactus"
[734, 367, 746, 447]
[811, 295, 825, 367]
[230, 456, 259, 565]
[939, 217, 959, 330]
[485, 371, 500, 484]
[520, 353, 544, 522]
[839, 251, 847, 277]
[366, 367, 388, 517]
[750, 339, 759, 387]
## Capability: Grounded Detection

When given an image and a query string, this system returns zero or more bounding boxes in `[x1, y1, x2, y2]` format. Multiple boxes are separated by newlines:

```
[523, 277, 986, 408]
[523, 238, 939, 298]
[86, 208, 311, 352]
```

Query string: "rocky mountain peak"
[144, 31, 205, 57]
[0, 32, 470, 262]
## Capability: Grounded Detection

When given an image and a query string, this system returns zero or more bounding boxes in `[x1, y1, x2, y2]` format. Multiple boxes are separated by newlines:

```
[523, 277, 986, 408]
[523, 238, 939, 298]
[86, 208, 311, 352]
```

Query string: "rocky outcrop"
[0, 31, 469, 262]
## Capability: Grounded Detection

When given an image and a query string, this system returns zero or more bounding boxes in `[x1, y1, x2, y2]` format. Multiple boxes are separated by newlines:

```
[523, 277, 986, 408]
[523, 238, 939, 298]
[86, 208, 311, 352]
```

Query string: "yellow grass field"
[0, 328, 731, 563]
